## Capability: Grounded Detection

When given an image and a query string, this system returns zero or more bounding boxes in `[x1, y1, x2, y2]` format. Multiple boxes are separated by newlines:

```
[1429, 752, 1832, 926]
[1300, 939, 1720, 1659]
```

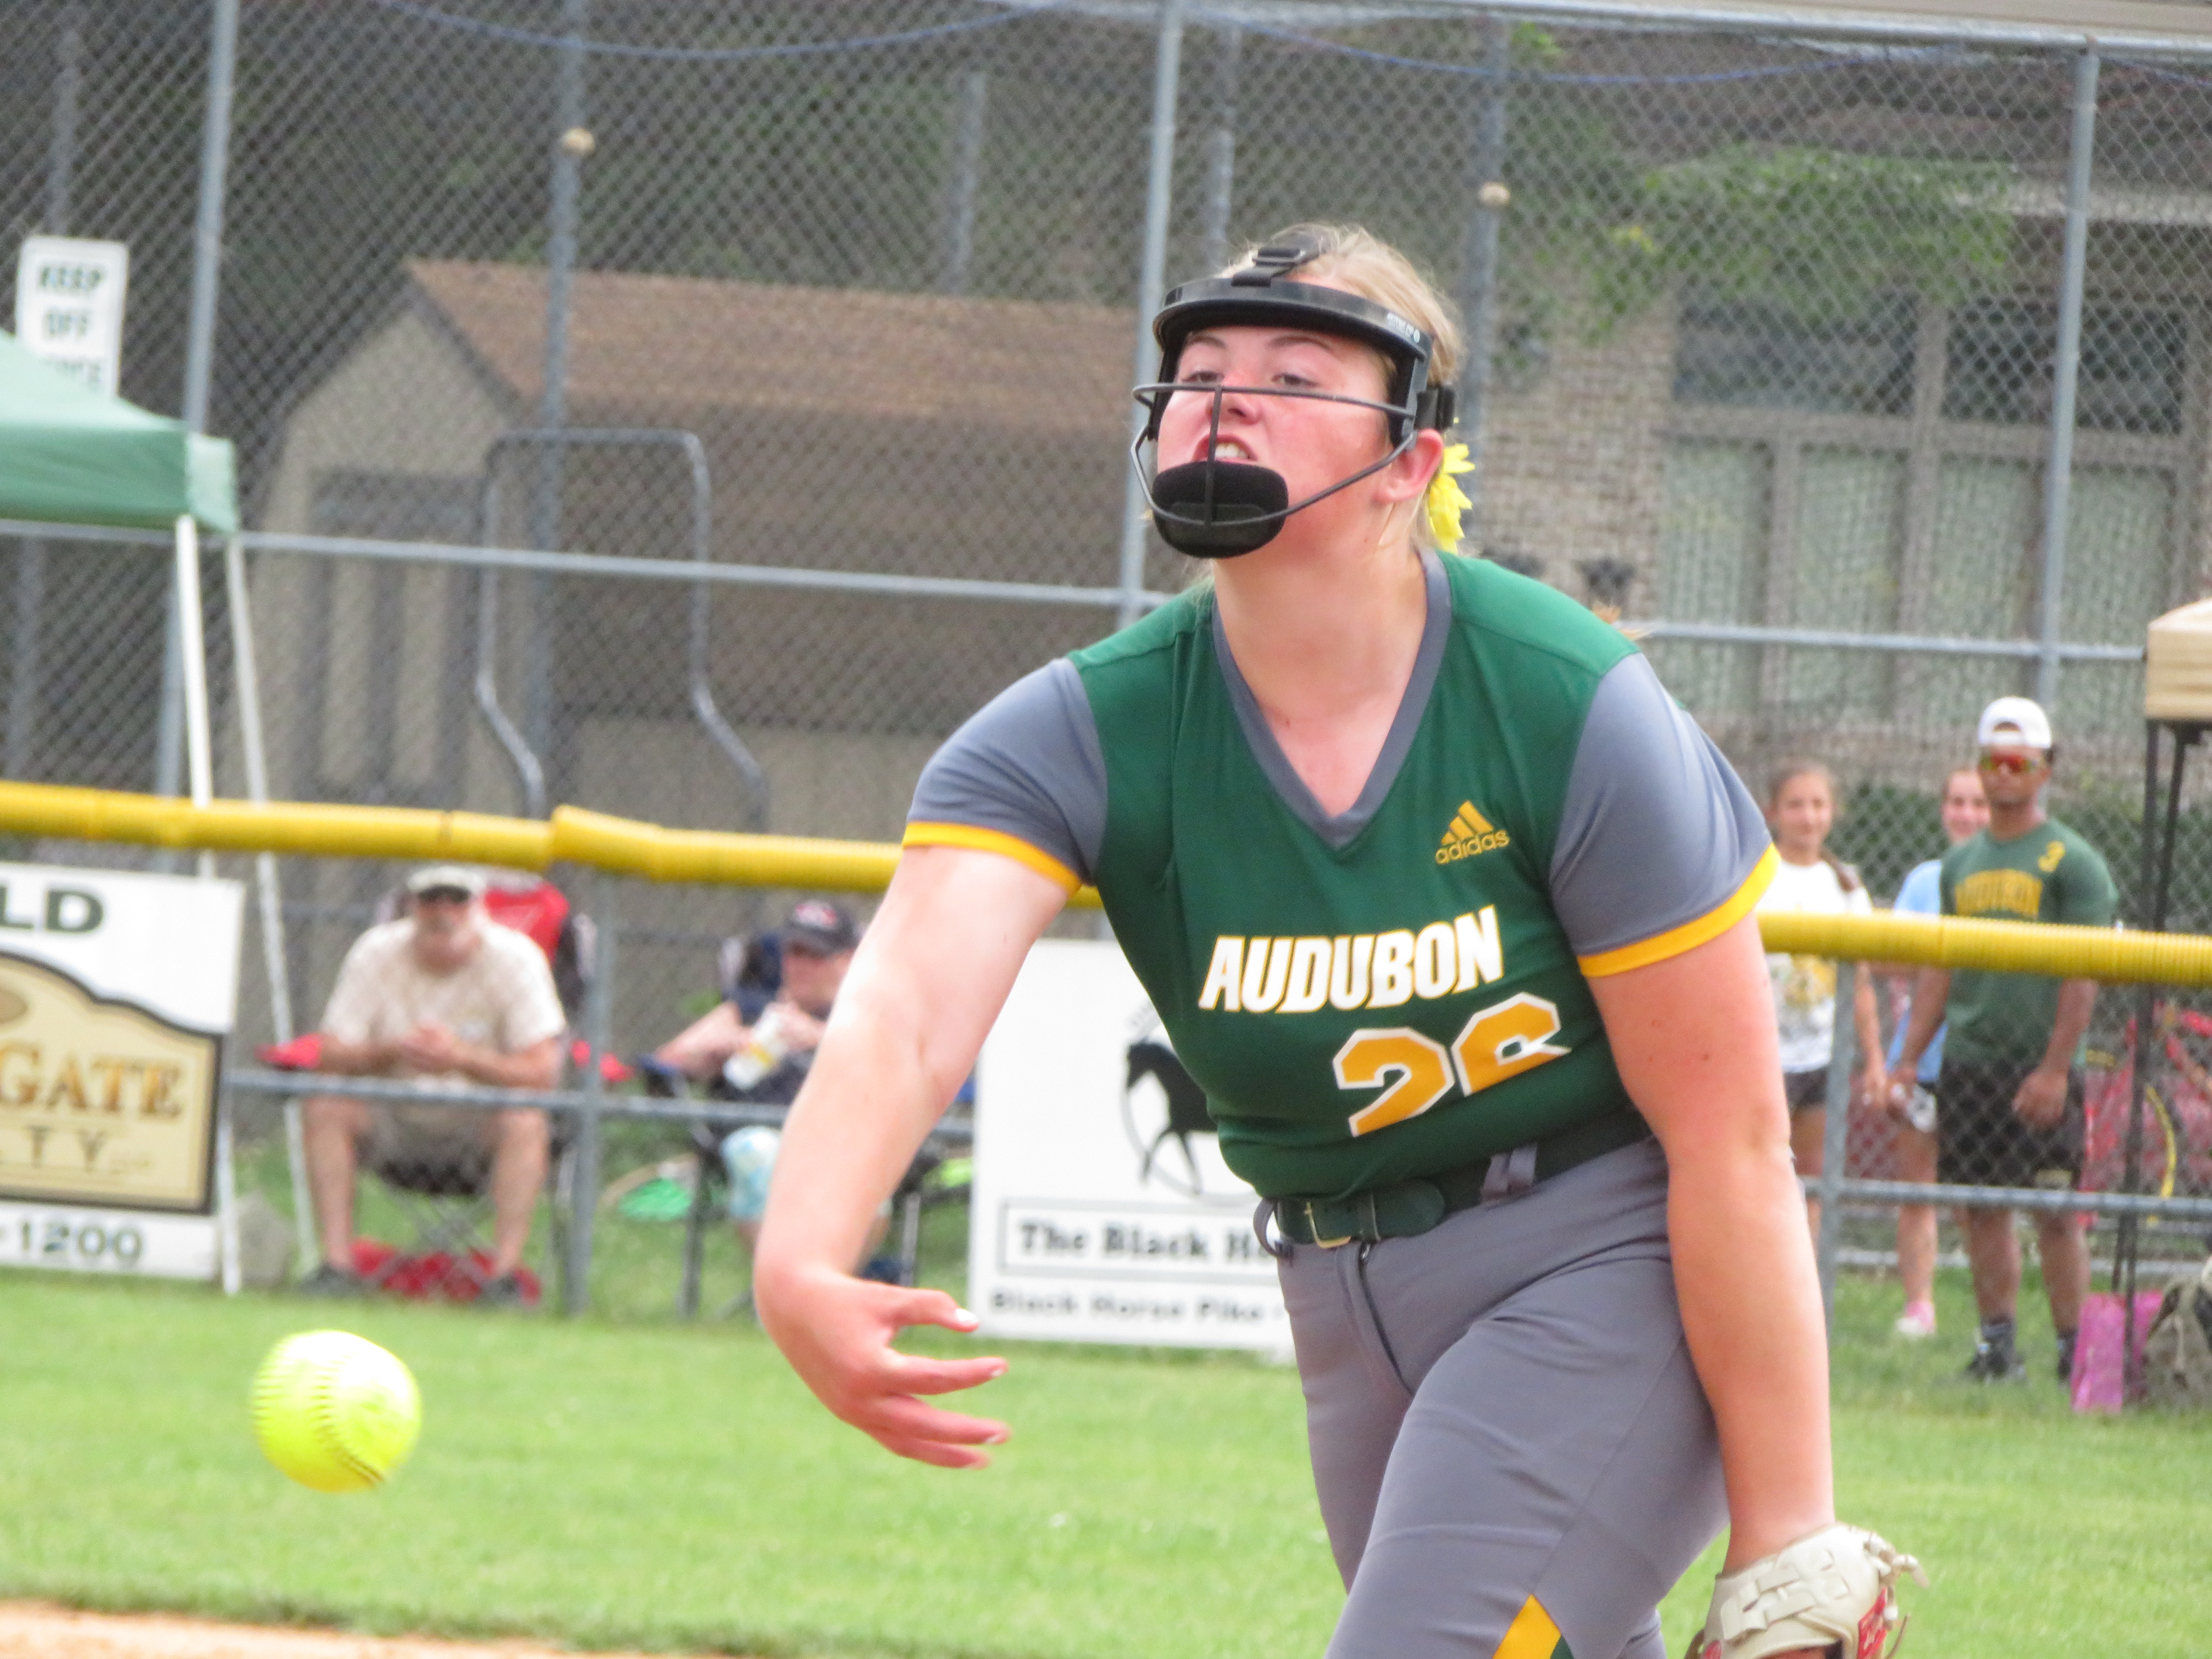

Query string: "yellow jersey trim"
[902, 821, 1082, 894]
[1576, 844, 1780, 979]
[1492, 1595, 1565, 1659]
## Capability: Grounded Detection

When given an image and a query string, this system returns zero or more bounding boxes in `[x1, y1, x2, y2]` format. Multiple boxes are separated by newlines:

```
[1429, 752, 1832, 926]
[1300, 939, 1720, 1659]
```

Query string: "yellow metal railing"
[1759, 910, 2212, 987]
[15, 779, 2212, 979]
[0, 779, 1100, 910]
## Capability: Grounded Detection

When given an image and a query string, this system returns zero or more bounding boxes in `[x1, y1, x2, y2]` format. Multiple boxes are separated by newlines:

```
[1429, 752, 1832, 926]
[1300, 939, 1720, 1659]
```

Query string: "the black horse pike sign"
[971, 941, 1286, 1353]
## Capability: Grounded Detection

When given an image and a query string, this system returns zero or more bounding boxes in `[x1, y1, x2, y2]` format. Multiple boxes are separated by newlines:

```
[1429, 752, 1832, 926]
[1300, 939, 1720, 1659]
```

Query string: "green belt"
[1269, 1109, 1653, 1249]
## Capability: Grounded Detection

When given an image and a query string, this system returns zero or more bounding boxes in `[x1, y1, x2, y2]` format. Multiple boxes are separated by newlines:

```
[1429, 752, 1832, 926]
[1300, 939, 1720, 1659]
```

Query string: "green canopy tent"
[0, 328, 239, 821]
[0, 330, 291, 1295]
[0, 329, 237, 533]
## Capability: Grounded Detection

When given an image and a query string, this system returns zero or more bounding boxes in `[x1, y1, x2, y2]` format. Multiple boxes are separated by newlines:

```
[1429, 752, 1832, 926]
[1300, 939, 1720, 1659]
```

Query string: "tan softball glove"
[1688, 1524, 1926, 1659]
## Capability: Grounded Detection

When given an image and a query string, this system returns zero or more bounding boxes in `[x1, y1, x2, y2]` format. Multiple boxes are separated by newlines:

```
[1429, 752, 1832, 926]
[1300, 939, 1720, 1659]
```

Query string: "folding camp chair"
[633, 1077, 971, 1319]
[265, 873, 624, 1304]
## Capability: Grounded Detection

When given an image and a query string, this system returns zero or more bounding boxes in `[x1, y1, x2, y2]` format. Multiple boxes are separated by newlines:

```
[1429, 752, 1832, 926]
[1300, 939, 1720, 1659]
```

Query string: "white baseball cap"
[407, 864, 487, 899]
[1976, 695, 2052, 751]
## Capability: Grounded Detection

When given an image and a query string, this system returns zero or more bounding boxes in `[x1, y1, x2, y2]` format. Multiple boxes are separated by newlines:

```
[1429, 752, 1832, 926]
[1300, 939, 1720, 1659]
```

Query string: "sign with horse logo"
[972, 940, 1289, 1351]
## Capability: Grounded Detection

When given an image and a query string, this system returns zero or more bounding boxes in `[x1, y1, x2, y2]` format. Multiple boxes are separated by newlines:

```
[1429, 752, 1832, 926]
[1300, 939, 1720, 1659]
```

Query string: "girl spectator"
[1758, 760, 1886, 1240]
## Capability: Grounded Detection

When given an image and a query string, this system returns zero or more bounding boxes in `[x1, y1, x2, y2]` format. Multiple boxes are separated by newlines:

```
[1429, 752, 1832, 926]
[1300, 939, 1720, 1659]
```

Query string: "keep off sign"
[0, 863, 243, 1280]
[14, 236, 129, 396]
[971, 940, 1290, 1353]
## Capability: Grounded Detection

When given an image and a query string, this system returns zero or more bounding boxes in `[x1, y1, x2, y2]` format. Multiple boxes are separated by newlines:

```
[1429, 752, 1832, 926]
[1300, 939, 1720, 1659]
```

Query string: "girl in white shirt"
[1757, 760, 1886, 1240]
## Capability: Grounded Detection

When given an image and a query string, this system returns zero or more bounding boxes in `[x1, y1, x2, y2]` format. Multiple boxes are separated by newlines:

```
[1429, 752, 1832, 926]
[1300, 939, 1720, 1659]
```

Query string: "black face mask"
[1149, 463, 1290, 558]
[1138, 384, 1426, 559]
[1130, 238, 1454, 560]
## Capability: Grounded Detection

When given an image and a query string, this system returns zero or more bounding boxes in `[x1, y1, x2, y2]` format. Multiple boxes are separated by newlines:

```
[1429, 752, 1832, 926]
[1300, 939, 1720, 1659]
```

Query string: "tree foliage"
[1584, 145, 2017, 329]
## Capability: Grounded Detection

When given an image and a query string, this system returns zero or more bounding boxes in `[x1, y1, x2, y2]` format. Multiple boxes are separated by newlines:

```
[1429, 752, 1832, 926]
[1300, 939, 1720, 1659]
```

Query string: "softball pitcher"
[754, 226, 1918, 1659]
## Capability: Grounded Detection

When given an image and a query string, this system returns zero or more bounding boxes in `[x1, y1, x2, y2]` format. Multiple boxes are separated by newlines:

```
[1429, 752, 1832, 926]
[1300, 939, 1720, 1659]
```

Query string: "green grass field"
[2, 1238, 2208, 1659]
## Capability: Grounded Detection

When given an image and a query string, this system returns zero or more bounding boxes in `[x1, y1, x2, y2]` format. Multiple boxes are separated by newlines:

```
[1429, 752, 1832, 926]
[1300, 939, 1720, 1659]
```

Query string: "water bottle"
[1904, 1085, 1938, 1135]
[722, 1004, 790, 1092]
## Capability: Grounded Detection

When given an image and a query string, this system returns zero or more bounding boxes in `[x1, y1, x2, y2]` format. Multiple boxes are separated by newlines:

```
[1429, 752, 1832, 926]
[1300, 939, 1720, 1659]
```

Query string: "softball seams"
[255, 1336, 387, 1490]
[309, 1353, 385, 1487]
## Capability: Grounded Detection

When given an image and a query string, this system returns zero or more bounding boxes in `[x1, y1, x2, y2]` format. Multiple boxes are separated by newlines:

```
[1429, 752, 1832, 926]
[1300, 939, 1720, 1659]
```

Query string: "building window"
[1672, 292, 1917, 418]
[1653, 291, 2192, 742]
[1943, 299, 2187, 435]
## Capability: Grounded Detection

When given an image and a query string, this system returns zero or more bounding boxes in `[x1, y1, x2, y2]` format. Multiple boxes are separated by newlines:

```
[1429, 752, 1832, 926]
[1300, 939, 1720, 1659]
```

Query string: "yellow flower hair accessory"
[1424, 442, 1475, 552]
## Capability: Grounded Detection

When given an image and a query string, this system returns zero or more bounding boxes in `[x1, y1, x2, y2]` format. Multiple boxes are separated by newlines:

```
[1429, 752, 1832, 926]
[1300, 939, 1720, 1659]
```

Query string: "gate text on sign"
[0, 954, 219, 1212]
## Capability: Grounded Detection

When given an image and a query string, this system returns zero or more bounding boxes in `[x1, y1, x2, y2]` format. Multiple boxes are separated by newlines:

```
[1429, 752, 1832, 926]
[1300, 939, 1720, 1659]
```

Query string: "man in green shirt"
[1892, 696, 2117, 1384]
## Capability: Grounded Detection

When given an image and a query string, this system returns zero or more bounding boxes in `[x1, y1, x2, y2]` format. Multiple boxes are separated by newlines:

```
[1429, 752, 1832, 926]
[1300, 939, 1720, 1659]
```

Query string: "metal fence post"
[1114, 0, 1188, 630]
[223, 534, 313, 1266]
[527, 0, 592, 783]
[5, 544, 42, 780]
[7, 6, 84, 785]
[1816, 958, 1856, 1324]
[152, 608, 186, 833]
[183, 0, 239, 437]
[2122, 720, 2197, 1393]
[1198, 21, 1242, 276]
[564, 868, 614, 1315]
[1456, 13, 1511, 541]
[2034, 47, 2100, 711]
[215, 1084, 242, 1295]
[941, 69, 988, 295]
[45, 5, 82, 235]
[156, 0, 241, 850]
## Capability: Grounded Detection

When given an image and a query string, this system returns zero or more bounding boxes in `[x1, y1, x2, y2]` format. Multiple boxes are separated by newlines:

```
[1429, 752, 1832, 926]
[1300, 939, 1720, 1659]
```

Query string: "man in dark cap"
[653, 899, 870, 1259]
[654, 897, 859, 1094]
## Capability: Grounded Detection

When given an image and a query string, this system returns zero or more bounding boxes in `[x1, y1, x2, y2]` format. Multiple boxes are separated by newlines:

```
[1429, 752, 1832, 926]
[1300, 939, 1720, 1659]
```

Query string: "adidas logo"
[1436, 801, 1511, 865]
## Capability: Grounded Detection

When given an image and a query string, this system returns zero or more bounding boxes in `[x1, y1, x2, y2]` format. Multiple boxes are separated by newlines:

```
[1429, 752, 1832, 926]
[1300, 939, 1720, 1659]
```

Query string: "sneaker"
[2055, 1330, 2078, 1384]
[1964, 1336, 2027, 1381]
[296, 1262, 365, 1298]
[1894, 1301, 1937, 1340]
[474, 1272, 533, 1310]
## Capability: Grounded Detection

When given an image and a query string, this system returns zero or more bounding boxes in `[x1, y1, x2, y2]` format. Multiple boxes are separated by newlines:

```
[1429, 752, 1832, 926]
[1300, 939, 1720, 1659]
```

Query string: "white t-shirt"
[320, 917, 567, 1087]
[1755, 855, 1873, 1073]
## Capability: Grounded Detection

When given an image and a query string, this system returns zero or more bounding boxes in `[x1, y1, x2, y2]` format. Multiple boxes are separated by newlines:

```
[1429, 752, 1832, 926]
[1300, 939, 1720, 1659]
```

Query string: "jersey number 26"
[1332, 992, 1568, 1137]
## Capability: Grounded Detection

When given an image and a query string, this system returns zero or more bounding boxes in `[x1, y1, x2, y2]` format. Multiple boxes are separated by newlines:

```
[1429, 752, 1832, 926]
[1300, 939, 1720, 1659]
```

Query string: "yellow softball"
[251, 1330, 421, 1493]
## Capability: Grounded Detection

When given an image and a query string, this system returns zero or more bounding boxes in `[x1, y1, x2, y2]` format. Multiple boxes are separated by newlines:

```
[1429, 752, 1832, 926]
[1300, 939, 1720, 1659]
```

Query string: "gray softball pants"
[1277, 1138, 1726, 1659]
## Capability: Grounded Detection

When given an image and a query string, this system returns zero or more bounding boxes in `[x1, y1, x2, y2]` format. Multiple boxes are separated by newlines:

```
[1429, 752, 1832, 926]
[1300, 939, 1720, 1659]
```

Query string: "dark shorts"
[1783, 1068, 1829, 1113]
[1936, 1061, 2084, 1191]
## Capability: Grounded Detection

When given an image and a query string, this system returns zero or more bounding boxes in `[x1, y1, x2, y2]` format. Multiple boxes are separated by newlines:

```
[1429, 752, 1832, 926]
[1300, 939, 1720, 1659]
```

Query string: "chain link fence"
[11, 0, 2212, 1308]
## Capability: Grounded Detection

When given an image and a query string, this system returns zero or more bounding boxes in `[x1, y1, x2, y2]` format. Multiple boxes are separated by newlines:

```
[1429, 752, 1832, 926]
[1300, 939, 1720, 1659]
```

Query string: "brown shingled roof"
[406, 261, 1135, 437]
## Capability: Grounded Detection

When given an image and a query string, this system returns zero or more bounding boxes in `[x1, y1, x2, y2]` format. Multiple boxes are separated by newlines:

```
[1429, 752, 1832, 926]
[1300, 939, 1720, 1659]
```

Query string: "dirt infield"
[0, 1605, 757, 1659]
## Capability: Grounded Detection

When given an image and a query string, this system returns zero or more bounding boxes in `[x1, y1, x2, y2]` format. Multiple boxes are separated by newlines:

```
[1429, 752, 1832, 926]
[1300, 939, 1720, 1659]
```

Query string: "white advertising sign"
[0, 1203, 219, 1279]
[971, 940, 1289, 1351]
[15, 236, 129, 396]
[0, 863, 244, 1279]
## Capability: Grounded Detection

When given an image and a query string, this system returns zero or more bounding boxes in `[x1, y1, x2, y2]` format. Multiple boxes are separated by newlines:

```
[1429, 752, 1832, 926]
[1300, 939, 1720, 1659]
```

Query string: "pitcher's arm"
[754, 845, 1068, 1467]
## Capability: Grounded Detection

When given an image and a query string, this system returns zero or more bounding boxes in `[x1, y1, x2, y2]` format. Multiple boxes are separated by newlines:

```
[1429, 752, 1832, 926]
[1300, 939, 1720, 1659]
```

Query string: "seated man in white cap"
[298, 864, 566, 1306]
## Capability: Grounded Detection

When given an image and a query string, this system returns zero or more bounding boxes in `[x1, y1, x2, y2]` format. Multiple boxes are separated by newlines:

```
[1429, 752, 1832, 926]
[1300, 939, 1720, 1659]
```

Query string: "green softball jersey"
[1938, 817, 2117, 1068]
[907, 552, 1773, 1202]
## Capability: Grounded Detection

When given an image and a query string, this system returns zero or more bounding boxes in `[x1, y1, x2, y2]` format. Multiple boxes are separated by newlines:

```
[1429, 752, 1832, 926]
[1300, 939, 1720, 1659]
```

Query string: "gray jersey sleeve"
[905, 658, 1108, 887]
[1549, 654, 1773, 969]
